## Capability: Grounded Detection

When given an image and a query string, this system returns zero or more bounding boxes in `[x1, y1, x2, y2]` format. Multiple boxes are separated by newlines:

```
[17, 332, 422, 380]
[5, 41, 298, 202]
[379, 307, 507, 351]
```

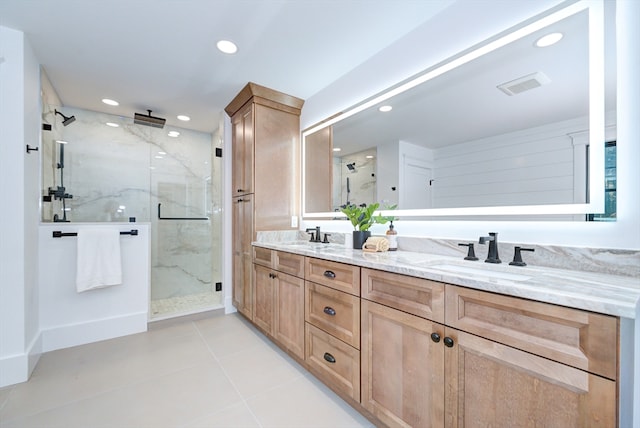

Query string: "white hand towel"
[76, 228, 123, 292]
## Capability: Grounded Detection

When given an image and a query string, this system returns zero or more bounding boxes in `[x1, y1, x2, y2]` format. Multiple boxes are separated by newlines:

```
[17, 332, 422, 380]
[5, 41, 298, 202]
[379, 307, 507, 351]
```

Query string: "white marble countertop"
[253, 241, 640, 319]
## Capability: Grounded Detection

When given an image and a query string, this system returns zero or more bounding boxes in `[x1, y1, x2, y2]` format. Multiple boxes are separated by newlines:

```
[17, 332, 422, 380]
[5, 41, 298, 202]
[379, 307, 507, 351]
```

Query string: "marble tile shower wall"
[41, 105, 222, 301]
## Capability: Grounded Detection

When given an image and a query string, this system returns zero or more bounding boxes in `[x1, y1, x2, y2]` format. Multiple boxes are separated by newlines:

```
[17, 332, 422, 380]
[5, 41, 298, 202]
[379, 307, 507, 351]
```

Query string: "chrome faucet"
[479, 232, 501, 264]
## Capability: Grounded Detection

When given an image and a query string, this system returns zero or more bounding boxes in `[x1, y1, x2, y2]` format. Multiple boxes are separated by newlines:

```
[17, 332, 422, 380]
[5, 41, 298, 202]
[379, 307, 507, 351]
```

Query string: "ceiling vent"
[134, 110, 166, 128]
[497, 72, 551, 96]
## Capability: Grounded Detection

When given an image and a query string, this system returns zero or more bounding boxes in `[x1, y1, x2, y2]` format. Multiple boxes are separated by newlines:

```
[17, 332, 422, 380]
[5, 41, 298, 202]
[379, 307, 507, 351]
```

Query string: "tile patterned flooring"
[0, 313, 372, 428]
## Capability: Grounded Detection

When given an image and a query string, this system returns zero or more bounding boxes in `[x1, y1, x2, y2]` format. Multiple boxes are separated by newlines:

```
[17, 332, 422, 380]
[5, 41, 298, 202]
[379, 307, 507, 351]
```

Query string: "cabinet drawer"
[305, 257, 360, 296]
[446, 285, 618, 380]
[253, 246, 273, 268]
[274, 251, 304, 278]
[361, 268, 445, 323]
[305, 282, 360, 349]
[305, 323, 360, 402]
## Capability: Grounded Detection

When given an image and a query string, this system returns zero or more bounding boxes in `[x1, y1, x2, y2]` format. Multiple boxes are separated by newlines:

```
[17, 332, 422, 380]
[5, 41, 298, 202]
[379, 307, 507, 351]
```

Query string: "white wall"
[0, 26, 41, 387]
[301, 0, 640, 251]
[38, 224, 149, 352]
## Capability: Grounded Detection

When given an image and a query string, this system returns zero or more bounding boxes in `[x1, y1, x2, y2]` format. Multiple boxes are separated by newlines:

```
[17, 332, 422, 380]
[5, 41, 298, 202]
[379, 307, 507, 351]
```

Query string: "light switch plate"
[291, 216, 298, 228]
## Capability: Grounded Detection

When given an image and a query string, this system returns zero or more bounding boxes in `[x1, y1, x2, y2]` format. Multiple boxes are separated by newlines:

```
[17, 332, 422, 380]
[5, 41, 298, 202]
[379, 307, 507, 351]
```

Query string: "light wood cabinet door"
[361, 299, 445, 428]
[305, 257, 360, 295]
[232, 196, 253, 319]
[274, 251, 304, 278]
[253, 103, 300, 231]
[306, 323, 360, 402]
[362, 268, 445, 323]
[305, 281, 360, 349]
[274, 272, 305, 359]
[446, 285, 618, 380]
[444, 327, 617, 428]
[231, 103, 254, 197]
[253, 264, 275, 336]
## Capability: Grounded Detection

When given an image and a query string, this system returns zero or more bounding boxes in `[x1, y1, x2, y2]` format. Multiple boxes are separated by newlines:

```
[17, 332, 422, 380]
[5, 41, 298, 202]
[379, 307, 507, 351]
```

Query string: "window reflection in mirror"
[303, 0, 614, 220]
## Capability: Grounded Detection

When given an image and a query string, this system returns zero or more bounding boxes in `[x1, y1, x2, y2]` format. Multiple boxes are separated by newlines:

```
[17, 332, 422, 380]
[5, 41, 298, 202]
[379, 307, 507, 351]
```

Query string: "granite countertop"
[253, 241, 640, 319]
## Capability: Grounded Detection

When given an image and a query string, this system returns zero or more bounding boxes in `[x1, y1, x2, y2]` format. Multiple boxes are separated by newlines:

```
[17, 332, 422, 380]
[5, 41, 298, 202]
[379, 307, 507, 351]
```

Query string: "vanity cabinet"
[252, 248, 305, 359]
[248, 251, 620, 427]
[360, 268, 617, 428]
[226, 83, 304, 319]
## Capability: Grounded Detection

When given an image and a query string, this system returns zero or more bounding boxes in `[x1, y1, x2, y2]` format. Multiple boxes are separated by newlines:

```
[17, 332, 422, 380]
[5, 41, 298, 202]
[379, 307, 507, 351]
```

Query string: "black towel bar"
[52, 229, 138, 238]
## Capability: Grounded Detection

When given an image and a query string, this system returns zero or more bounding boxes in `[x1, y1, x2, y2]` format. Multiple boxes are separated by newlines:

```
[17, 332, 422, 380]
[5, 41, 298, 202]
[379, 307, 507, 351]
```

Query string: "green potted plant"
[340, 202, 394, 249]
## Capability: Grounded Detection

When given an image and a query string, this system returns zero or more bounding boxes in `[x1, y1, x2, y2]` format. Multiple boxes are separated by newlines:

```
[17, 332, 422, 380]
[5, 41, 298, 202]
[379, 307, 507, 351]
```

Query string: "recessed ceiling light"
[102, 98, 119, 106]
[158, 151, 167, 155]
[535, 32, 563, 48]
[106, 122, 119, 127]
[378, 105, 393, 112]
[333, 148, 341, 152]
[366, 155, 374, 159]
[55, 140, 68, 144]
[168, 131, 180, 137]
[217, 40, 238, 54]
[154, 155, 163, 159]
[177, 115, 190, 121]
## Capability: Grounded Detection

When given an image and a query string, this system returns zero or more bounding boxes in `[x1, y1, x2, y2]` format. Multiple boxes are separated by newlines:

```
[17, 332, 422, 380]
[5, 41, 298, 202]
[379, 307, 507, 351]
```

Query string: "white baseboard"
[0, 332, 43, 388]
[40, 311, 148, 353]
[0, 352, 29, 388]
[224, 295, 237, 314]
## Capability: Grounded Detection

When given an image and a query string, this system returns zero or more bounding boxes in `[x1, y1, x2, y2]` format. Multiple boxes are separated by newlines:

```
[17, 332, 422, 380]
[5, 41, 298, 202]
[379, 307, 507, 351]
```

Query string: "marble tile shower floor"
[0, 313, 373, 428]
[151, 291, 223, 319]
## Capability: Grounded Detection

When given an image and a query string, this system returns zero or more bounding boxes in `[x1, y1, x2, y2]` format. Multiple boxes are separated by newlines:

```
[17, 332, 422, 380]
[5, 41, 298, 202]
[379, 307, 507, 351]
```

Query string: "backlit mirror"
[303, 0, 614, 220]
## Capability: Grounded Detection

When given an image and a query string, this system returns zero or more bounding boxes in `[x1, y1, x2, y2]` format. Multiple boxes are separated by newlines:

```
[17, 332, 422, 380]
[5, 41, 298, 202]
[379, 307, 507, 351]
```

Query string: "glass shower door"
[149, 129, 222, 319]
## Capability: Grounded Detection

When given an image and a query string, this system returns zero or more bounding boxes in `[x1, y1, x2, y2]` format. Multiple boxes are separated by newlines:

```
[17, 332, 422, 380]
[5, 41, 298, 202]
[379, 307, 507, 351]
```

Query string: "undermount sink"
[427, 263, 533, 282]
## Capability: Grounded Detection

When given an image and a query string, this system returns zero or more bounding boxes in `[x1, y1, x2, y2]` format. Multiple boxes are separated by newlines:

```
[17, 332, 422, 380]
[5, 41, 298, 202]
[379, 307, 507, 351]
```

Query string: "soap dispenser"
[386, 221, 398, 251]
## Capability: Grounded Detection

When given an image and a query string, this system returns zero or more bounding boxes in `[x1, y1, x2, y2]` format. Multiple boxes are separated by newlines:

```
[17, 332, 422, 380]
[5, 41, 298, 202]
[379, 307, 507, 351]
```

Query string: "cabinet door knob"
[268, 273, 277, 279]
[323, 352, 336, 363]
[237, 189, 245, 193]
[431, 333, 441, 343]
[443, 337, 455, 348]
[323, 270, 336, 279]
[323, 306, 336, 316]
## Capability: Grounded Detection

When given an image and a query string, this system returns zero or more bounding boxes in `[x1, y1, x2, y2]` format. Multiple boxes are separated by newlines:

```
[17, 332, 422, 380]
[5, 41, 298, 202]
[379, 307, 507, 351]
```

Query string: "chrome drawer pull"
[323, 306, 336, 316]
[323, 270, 336, 279]
[323, 352, 336, 363]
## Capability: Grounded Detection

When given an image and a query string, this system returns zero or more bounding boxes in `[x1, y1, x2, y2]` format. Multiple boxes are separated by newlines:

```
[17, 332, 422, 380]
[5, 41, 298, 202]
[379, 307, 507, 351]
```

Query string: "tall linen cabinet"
[225, 83, 304, 319]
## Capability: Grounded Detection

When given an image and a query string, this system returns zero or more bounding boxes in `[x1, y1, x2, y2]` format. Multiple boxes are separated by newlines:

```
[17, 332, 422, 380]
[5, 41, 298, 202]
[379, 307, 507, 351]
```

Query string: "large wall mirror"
[303, 0, 615, 221]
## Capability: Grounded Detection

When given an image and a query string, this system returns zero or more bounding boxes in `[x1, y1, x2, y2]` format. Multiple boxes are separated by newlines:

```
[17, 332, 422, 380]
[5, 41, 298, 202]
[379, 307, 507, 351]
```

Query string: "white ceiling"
[0, 0, 452, 133]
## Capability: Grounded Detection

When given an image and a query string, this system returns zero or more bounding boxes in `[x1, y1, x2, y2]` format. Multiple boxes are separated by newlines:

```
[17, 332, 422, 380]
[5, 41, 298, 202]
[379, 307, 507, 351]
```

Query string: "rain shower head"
[134, 110, 166, 128]
[55, 109, 76, 126]
[346, 162, 356, 172]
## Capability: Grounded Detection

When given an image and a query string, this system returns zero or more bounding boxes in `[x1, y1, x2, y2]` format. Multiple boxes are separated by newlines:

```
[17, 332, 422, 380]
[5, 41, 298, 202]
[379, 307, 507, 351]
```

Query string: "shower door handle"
[157, 203, 209, 221]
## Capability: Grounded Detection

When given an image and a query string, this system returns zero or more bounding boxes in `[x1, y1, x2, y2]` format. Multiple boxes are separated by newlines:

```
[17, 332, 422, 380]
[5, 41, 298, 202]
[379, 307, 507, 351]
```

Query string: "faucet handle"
[458, 243, 478, 261]
[509, 246, 535, 266]
[323, 233, 331, 244]
[305, 228, 316, 242]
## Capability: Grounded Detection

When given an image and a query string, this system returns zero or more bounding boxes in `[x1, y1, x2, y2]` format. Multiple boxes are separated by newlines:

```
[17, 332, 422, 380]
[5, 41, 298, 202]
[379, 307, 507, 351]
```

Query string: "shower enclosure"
[41, 104, 223, 319]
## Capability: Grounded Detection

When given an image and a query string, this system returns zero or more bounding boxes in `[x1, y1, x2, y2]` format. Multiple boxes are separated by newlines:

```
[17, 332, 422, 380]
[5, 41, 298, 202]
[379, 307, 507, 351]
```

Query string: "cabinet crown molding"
[225, 82, 304, 117]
